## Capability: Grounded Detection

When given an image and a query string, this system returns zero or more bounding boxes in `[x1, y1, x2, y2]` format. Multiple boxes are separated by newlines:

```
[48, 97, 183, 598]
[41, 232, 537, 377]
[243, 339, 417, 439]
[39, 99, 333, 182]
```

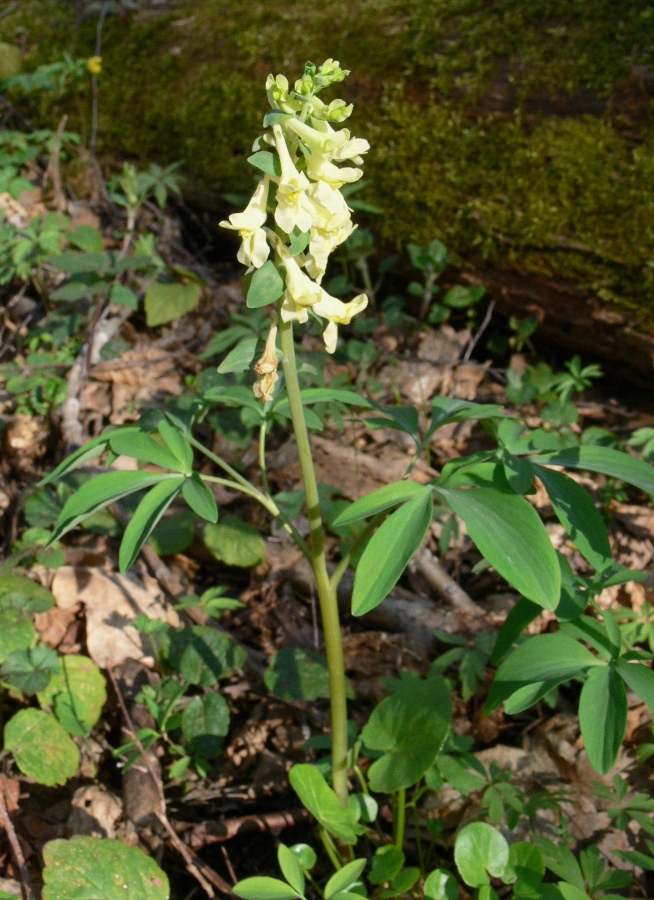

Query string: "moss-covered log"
[2, 0, 654, 329]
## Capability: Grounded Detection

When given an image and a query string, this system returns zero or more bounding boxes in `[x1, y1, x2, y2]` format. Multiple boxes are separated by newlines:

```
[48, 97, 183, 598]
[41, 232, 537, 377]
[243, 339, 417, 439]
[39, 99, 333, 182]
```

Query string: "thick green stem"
[279, 317, 349, 806]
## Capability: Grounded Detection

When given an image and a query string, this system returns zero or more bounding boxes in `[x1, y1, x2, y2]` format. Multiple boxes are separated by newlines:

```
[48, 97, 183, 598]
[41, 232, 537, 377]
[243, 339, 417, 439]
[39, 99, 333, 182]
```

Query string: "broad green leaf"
[119, 476, 185, 571]
[0, 610, 35, 664]
[51, 278, 109, 302]
[504, 680, 563, 715]
[144, 281, 202, 327]
[181, 693, 230, 758]
[362, 674, 451, 792]
[110, 283, 139, 309]
[247, 260, 285, 308]
[42, 836, 169, 900]
[204, 517, 266, 568]
[424, 869, 460, 900]
[428, 398, 505, 437]
[491, 598, 541, 664]
[69, 224, 104, 253]
[274, 387, 372, 412]
[352, 491, 433, 616]
[369, 847, 405, 886]
[348, 792, 378, 823]
[0, 572, 55, 614]
[534, 466, 611, 570]
[1, 646, 60, 694]
[5, 709, 80, 785]
[182, 473, 218, 522]
[333, 481, 430, 527]
[289, 844, 316, 871]
[109, 431, 186, 472]
[233, 877, 300, 900]
[532, 446, 654, 495]
[247, 151, 282, 177]
[367, 404, 420, 438]
[454, 823, 509, 887]
[615, 660, 654, 713]
[503, 843, 545, 897]
[502, 452, 534, 494]
[167, 626, 246, 686]
[487, 633, 604, 712]
[49, 251, 110, 273]
[217, 336, 259, 374]
[278, 845, 305, 897]
[38, 655, 107, 735]
[158, 420, 194, 472]
[265, 647, 337, 702]
[288, 764, 363, 844]
[149, 510, 195, 557]
[53, 470, 174, 541]
[325, 859, 366, 898]
[579, 666, 626, 774]
[436, 486, 560, 609]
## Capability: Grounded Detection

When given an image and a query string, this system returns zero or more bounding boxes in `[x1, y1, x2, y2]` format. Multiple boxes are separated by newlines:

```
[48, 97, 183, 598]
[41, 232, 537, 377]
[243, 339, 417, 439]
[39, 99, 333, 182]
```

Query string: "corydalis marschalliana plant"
[220, 59, 369, 363]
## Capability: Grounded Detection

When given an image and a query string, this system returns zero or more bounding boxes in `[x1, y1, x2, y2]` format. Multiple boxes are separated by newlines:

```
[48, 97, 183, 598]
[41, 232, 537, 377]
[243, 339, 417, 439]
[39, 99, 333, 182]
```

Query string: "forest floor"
[2, 155, 654, 899]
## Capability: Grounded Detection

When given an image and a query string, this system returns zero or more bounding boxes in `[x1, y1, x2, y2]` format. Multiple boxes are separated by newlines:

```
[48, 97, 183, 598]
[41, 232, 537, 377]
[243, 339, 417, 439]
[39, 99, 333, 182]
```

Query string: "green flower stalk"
[220, 59, 370, 803]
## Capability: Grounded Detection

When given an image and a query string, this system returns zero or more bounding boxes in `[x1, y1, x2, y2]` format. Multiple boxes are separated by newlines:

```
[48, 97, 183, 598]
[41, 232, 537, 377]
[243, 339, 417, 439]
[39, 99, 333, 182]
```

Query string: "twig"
[0, 787, 34, 900]
[43, 114, 68, 213]
[411, 549, 485, 618]
[177, 809, 311, 851]
[220, 846, 238, 885]
[89, 2, 109, 153]
[462, 299, 495, 363]
[107, 668, 233, 898]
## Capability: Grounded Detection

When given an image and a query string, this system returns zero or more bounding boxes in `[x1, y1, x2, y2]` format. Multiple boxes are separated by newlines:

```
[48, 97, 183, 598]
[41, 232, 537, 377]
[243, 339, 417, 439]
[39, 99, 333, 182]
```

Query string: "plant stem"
[279, 317, 349, 805]
[394, 788, 406, 851]
[191, 436, 311, 559]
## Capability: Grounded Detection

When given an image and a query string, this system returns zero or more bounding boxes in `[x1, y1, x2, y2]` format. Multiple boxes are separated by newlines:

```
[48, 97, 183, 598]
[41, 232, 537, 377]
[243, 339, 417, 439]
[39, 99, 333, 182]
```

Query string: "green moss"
[2, 1, 654, 313]
[366, 96, 654, 318]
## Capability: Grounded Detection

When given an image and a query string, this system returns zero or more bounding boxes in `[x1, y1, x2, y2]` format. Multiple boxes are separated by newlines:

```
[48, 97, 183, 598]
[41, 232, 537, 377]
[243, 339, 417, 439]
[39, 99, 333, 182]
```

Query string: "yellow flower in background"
[219, 176, 270, 268]
[87, 56, 102, 75]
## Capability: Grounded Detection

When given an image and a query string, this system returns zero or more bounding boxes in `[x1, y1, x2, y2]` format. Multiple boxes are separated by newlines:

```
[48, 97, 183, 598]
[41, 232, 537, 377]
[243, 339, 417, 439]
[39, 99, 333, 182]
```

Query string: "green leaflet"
[362, 673, 452, 792]
[182, 473, 218, 522]
[436, 486, 560, 610]
[246, 260, 285, 308]
[532, 445, 654, 495]
[109, 430, 185, 472]
[579, 666, 627, 774]
[352, 490, 433, 615]
[119, 476, 185, 571]
[534, 465, 611, 571]
[52, 470, 178, 542]
[334, 481, 430, 527]
[288, 764, 363, 844]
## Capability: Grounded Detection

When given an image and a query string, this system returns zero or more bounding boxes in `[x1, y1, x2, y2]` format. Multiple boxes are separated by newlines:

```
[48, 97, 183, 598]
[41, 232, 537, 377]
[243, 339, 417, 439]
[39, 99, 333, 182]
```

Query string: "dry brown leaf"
[90, 346, 183, 423]
[34, 603, 81, 649]
[51, 567, 180, 668]
[272, 434, 435, 500]
[67, 785, 123, 839]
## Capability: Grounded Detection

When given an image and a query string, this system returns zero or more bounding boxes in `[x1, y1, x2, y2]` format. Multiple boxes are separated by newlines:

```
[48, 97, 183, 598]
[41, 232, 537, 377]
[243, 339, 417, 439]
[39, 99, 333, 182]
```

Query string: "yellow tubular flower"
[313, 290, 368, 353]
[87, 56, 102, 75]
[273, 125, 314, 234]
[219, 176, 270, 268]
